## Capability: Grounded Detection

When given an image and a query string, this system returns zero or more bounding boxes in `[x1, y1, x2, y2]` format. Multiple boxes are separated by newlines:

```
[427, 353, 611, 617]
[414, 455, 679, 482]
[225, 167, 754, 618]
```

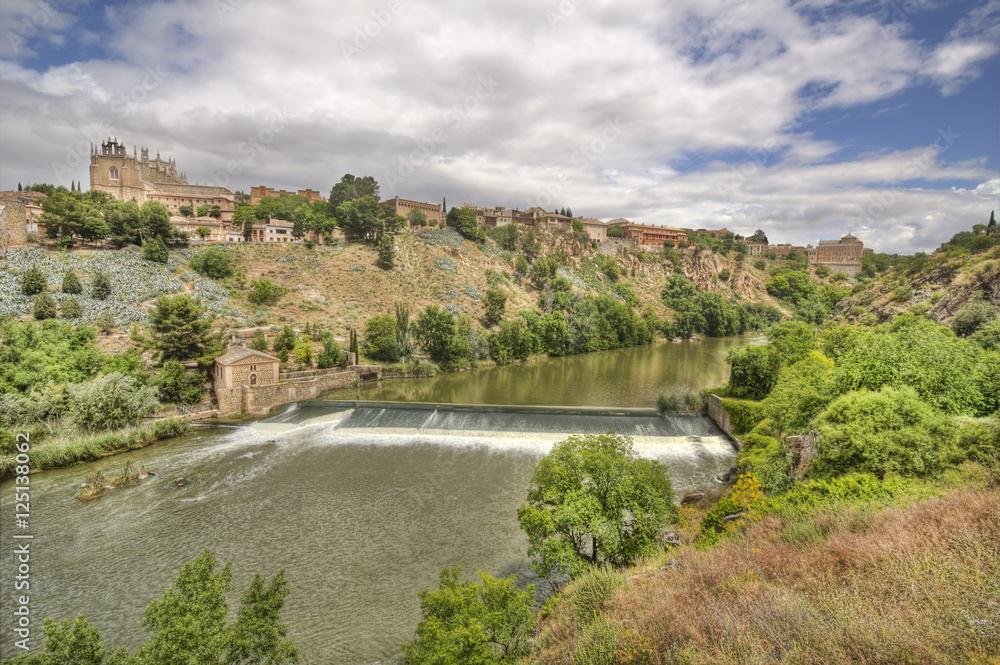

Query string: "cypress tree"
[18, 182, 22, 191]
[377, 232, 395, 269]
[32, 292, 57, 320]
[91, 272, 112, 300]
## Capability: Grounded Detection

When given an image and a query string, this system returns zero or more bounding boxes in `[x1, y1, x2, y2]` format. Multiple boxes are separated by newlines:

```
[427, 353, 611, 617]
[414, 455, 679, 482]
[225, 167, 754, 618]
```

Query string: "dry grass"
[537, 486, 1000, 664]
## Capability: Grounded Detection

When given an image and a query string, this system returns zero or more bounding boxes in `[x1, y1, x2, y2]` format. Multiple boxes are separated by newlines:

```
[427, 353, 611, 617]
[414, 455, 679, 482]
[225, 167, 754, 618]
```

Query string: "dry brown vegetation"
[537, 481, 1000, 665]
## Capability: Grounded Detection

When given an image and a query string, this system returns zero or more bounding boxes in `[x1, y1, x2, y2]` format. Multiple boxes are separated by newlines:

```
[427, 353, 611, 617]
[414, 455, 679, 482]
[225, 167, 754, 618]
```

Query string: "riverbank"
[535, 462, 1000, 664]
[0, 417, 190, 480]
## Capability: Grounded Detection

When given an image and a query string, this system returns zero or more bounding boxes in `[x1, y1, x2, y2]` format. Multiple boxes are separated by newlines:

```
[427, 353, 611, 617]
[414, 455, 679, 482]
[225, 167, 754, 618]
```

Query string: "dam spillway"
[250, 399, 734, 446]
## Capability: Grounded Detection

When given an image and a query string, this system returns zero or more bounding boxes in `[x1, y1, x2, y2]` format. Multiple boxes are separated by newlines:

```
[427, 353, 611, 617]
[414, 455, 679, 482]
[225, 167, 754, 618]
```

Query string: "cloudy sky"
[1, 0, 997, 253]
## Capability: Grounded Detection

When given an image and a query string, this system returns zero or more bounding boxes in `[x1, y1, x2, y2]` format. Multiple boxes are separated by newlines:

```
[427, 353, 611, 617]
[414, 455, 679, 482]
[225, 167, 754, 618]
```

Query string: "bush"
[67, 372, 160, 431]
[812, 386, 957, 479]
[21, 265, 47, 295]
[736, 436, 790, 493]
[956, 417, 1000, 465]
[753, 258, 766, 271]
[602, 257, 620, 281]
[90, 272, 112, 300]
[59, 297, 82, 319]
[657, 392, 682, 413]
[32, 292, 57, 320]
[142, 237, 169, 263]
[952, 300, 998, 337]
[62, 270, 83, 294]
[814, 264, 831, 278]
[95, 312, 116, 335]
[488, 318, 535, 365]
[762, 351, 836, 437]
[718, 267, 731, 282]
[721, 399, 766, 435]
[481, 288, 507, 327]
[726, 344, 782, 400]
[362, 314, 400, 362]
[247, 278, 287, 306]
[249, 331, 269, 351]
[189, 247, 234, 279]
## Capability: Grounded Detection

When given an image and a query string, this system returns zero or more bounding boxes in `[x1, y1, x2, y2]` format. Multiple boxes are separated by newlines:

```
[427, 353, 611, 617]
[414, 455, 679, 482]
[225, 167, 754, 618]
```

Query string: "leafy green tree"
[363, 314, 400, 362]
[726, 344, 782, 400]
[21, 265, 47, 295]
[142, 237, 169, 263]
[32, 292, 57, 320]
[60, 297, 83, 319]
[62, 270, 83, 294]
[377, 231, 396, 268]
[189, 247, 234, 279]
[407, 207, 428, 228]
[178, 204, 194, 218]
[481, 288, 507, 327]
[106, 200, 143, 247]
[814, 264, 831, 278]
[719, 268, 731, 282]
[517, 433, 677, 579]
[247, 278, 287, 306]
[952, 300, 998, 337]
[329, 173, 379, 209]
[249, 331, 269, 352]
[67, 372, 159, 431]
[134, 294, 219, 364]
[208, 205, 222, 220]
[488, 318, 535, 365]
[195, 226, 211, 239]
[292, 340, 313, 366]
[401, 567, 536, 665]
[520, 229, 541, 261]
[528, 256, 558, 289]
[39, 190, 86, 240]
[762, 351, 836, 437]
[155, 360, 203, 404]
[446, 206, 485, 242]
[317, 334, 347, 369]
[491, 223, 521, 251]
[513, 255, 529, 281]
[137, 549, 299, 665]
[971, 318, 1000, 352]
[414, 305, 468, 370]
[607, 224, 624, 238]
[234, 204, 257, 242]
[80, 216, 110, 246]
[812, 386, 957, 479]
[139, 201, 173, 243]
[338, 196, 403, 243]
[766, 269, 817, 305]
[272, 326, 298, 356]
[766, 321, 817, 364]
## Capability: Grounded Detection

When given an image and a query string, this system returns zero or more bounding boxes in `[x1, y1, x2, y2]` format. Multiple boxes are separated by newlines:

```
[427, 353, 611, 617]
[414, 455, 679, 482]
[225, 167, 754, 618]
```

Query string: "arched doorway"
[250, 373, 257, 386]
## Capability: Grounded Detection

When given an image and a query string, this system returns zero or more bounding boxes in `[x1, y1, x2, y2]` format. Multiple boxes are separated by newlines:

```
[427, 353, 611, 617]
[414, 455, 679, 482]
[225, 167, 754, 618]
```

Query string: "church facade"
[89, 138, 235, 218]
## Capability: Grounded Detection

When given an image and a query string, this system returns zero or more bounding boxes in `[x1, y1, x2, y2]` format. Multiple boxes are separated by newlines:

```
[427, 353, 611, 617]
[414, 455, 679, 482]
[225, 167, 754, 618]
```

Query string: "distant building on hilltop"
[606, 219, 688, 247]
[380, 196, 444, 226]
[89, 138, 235, 221]
[746, 233, 870, 264]
[249, 185, 326, 206]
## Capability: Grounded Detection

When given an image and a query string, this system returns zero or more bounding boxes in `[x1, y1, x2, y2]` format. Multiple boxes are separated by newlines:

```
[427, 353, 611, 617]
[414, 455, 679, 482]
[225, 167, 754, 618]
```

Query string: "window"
[110, 167, 119, 180]
[250, 373, 257, 386]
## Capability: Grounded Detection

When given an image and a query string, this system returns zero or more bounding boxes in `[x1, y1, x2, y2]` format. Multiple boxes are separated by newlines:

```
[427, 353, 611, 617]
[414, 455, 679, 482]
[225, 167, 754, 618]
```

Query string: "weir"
[251, 399, 737, 447]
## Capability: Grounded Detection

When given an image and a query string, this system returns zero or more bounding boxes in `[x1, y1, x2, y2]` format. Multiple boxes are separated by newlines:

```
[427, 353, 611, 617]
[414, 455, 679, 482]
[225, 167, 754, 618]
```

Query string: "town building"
[380, 196, 443, 226]
[578, 217, 608, 242]
[606, 219, 688, 247]
[0, 201, 28, 249]
[0, 190, 45, 226]
[249, 185, 326, 206]
[745, 234, 868, 264]
[169, 216, 226, 241]
[89, 138, 235, 220]
[523, 207, 572, 228]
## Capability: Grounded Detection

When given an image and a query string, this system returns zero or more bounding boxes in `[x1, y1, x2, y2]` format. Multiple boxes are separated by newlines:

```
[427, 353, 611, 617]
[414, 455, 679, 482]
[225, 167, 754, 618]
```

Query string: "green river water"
[0, 337, 757, 664]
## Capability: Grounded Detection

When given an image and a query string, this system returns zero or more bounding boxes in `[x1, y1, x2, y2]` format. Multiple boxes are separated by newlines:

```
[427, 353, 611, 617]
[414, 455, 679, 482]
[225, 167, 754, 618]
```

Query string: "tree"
[142, 237, 169, 263]
[363, 314, 400, 362]
[317, 334, 347, 369]
[395, 302, 413, 363]
[481, 288, 507, 327]
[178, 204, 194, 218]
[248, 278, 287, 306]
[812, 386, 957, 479]
[401, 567, 536, 665]
[517, 432, 677, 579]
[137, 549, 299, 665]
[62, 270, 83, 294]
[762, 351, 836, 437]
[95, 312, 116, 335]
[749, 229, 768, 245]
[338, 196, 402, 243]
[726, 343, 782, 400]
[208, 205, 222, 220]
[528, 256, 558, 289]
[189, 246, 234, 279]
[39, 190, 85, 240]
[414, 305, 468, 370]
[21, 265, 47, 295]
[377, 231, 396, 268]
[140, 200, 173, 243]
[407, 207, 428, 228]
[607, 224, 624, 238]
[60, 297, 83, 319]
[234, 204, 257, 242]
[520, 229, 541, 261]
[80, 216, 110, 246]
[90, 272, 112, 300]
[349, 329, 360, 359]
[135, 294, 219, 363]
[106, 200, 143, 247]
[33, 292, 57, 320]
[602, 257, 620, 281]
[988, 210, 997, 237]
[195, 226, 211, 240]
[488, 318, 534, 365]
[272, 326, 298, 357]
[446, 206, 485, 242]
[329, 174, 379, 209]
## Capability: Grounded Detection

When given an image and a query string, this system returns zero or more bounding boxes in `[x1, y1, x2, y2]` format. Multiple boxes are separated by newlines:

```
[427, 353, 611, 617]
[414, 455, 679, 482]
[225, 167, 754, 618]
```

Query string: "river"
[0, 337, 755, 664]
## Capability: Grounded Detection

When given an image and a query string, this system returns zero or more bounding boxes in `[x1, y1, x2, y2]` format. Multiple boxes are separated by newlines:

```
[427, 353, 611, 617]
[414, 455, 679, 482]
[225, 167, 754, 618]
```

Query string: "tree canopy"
[517, 432, 677, 579]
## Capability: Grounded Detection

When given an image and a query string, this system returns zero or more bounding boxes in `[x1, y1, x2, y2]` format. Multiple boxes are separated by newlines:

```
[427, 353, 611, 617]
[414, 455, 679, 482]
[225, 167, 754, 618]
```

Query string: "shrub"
[32, 292, 57, 320]
[956, 417, 1000, 465]
[952, 300, 998, 337]
[59, 297, 82, 319]
[726, 344, 782, 400]
[657, 393, 682, 413]
[719, 268, 731, 282]
[21, 265, 47, 295]
[831, 271, 849, 282]
[753, 258, 766, 271]
[721, 399, 766, 435]
[62, 270, 83, 294]
[812, 386, 957, 479]
[481, 288, 507, 327]
[95, 312, 116, 335]
[90, 272, 112, 300]
[247, 278, 287, 306]
[67, 372, 160, 431]
[249, 331, 269, 351]
[970, 318, 1000, 351]
[189, 247, 234, 279]
[602, 257, 620, 281]
[142, 237, 169, 263]
[814, 264, 831, 278]
[736, 436, 791, 493]
[362, 314, 400, 362]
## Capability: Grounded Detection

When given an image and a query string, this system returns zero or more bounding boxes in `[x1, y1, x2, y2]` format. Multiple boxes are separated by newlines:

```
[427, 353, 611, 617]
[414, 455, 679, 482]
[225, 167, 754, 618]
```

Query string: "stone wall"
[821, 262, 862, 277]
[707, 394, 738, 447]
[218, 365, 381, 416]
[0, 201, 27, 248]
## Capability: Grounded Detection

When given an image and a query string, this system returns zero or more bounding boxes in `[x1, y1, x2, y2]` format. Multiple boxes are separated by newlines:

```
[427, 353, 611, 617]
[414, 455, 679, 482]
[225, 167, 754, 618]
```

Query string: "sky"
[0, 0, 997, 254]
